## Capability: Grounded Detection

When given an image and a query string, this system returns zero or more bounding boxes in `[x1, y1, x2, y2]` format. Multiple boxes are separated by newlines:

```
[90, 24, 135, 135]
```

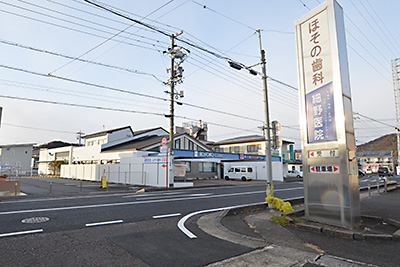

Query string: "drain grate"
[21, 217, 50, 224]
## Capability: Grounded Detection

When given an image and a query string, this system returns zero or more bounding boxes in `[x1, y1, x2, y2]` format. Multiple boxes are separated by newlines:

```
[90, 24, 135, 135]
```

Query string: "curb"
[294, 216, 400, 241]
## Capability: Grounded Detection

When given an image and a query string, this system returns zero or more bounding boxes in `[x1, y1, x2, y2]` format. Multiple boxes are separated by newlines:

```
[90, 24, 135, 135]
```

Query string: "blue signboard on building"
[306, 82, 337, 143]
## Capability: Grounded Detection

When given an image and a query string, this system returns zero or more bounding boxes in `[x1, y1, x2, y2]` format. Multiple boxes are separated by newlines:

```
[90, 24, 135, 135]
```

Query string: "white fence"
[60, 163, 167, 187]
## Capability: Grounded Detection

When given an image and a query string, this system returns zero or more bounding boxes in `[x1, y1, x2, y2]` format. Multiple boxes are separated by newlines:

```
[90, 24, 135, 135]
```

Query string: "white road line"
[137, 193, 212, 201]
[0, 187, 303, 215]
[177, 196, 304, 239]
[152, 213, 182, 219]
[0, 229, 43, 238]
[177, 202, 267, 239]
[85, 220, 123, 227]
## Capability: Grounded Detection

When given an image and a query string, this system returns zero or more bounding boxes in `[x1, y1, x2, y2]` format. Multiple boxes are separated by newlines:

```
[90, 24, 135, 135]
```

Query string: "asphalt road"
[0, 175, 398, 266]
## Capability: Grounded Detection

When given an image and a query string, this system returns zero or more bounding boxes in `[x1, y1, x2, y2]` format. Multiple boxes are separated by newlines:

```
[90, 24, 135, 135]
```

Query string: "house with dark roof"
[39, 125, 215, 186]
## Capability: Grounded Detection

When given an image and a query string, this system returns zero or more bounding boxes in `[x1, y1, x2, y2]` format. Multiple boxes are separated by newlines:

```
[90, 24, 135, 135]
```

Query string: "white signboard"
[295, 0, 360, 229]
[309, 149, 338, 158]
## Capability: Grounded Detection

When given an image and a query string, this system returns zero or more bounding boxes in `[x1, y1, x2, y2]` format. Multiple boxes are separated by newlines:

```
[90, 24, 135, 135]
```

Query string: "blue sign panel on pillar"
[306, 82, 336, 143]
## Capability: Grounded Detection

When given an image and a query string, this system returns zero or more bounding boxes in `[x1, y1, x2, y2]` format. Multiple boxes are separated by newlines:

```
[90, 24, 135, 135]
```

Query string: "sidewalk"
[201, 184, 400, 267]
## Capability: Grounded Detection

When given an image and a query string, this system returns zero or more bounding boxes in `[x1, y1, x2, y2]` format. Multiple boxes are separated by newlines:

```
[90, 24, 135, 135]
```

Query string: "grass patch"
[270, 215, 299, 226]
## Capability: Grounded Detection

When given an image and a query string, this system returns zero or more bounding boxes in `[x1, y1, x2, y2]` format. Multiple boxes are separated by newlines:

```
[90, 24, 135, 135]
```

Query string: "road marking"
[85, 220, 123, 227]
[178, 202, 267, 239]
[153, 213, 182, 219]
[0, 187, 303, 215]
[123, 192, 182, 198]
[137, 193, 211, 201]
[178, 196, 305, 239]
[0, 229, 43, 238]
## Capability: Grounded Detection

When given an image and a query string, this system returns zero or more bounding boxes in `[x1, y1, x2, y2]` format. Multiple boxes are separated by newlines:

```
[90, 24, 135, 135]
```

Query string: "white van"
[224, 166, 253, 181]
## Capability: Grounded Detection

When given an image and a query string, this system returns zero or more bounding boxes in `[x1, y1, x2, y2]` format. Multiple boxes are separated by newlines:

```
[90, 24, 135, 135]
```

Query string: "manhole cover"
[21, 217, 50, 224]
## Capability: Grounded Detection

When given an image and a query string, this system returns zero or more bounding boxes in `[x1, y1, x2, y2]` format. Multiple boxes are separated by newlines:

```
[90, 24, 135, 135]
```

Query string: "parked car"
[287, 170, 303, 178]
[358, 169, 365, 176]
[378, 166, 392, 176]
[224, 166, 253, 181]
[365, 168, 372, 175]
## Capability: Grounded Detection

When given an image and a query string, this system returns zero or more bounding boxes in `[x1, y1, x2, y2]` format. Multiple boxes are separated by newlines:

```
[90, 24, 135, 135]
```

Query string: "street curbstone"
[392, 230, 400, 241]
[386, 218, 400, 228]
[322, 227, 354, 240]
[362, 233, 393, 241]
[295, 222, 322, 233]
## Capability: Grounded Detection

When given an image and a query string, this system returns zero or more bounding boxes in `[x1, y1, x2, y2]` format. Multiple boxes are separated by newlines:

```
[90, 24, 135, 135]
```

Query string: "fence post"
[128, 163, 131, 184]
[118, 166, 120, 184]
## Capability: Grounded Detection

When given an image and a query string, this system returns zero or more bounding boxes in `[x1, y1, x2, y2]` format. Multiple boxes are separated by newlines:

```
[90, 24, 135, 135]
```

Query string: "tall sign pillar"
[295, 0, 360, 228]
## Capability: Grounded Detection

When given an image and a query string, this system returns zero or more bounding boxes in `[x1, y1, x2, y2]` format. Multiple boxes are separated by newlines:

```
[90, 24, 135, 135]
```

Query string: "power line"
[3, 122, 77, 135]
[191, 0, 294, 34]
[1, 94, 261, 134]
[0, 39, 166, 83]
[0, 8, 163, 52]
[0, 94, 165, 116]
[44, 0, 175, 74]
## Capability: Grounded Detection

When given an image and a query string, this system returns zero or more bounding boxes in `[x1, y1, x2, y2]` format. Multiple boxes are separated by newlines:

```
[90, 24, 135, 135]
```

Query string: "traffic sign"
[161, 137, 167, 146]
[310, 165, 339, 173]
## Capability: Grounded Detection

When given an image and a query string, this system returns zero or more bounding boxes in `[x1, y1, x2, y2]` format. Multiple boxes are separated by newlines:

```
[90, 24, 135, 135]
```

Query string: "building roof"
[101, 132, 212, 153]
[213, 135, 265, 145]
[101, 135, 166, 152]
[213, 135, 295, 145]
[356, 151, 393, 157]
[133, 127, 168, 136]
[0, 143, 36, 148]
[83, 126, 133, 139]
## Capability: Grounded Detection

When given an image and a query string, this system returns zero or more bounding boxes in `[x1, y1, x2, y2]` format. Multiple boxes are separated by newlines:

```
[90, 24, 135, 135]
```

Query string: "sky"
[0, 0, 398, 148]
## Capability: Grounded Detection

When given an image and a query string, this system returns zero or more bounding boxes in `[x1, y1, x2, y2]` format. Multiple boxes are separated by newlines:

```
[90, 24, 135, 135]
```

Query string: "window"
[248, 167, 253, 172]
[175, 139, 181, 149]
[247, 145, 260, 153]
[241, 167, 246, 172]
[229, 146, 240, 153]
[199, 162, 216, 172]
[185, 162, 191, 173]
[234, 167, 240, 172]
[228, 167, 234, 172]
[188, 140, 194, 150]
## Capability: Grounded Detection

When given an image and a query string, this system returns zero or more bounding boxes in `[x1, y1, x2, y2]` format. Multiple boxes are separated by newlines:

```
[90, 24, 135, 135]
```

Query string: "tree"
[48, 160, 64, 176]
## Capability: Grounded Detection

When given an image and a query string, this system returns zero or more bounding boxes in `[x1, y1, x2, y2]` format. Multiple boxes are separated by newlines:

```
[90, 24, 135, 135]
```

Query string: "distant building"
[212, 135, 296, 181]
[357, 151, 394, 173]
[0, 143, 35, 175]
[175, 120, 208, 141]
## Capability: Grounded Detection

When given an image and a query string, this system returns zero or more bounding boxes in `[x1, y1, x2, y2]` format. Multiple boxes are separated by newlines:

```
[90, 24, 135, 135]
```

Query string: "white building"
[0, 143, 35, 175]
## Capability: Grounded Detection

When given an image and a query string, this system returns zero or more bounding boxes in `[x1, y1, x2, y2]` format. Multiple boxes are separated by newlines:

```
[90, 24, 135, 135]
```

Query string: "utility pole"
[392, 58, 400, 173]
[257, 29, 273, 188]
[165, 31, 185, 188]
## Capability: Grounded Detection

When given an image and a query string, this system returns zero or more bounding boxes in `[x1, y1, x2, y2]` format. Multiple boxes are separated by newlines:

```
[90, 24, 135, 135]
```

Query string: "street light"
[228, 29, 274, 191]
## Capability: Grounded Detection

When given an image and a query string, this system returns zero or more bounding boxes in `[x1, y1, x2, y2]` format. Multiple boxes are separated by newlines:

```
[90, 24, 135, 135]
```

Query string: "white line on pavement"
[0, 229, 43, 238]
[153, 213, 182, 219]
[0, 187, 303, 215]
[85, 220, 123, 227]
[177, 202, 267, 239]
[177, 196, 304, 239]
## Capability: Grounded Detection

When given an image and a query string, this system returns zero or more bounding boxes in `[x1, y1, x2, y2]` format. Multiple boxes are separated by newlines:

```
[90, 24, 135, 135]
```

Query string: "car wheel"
[225, 176, 230, 180]
[297, 175, 301, 178]
[241, 176, 247, 181]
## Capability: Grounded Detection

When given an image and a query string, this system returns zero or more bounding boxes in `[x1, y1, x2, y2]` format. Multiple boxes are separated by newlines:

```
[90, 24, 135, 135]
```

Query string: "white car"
[287, 170, 303, 178]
